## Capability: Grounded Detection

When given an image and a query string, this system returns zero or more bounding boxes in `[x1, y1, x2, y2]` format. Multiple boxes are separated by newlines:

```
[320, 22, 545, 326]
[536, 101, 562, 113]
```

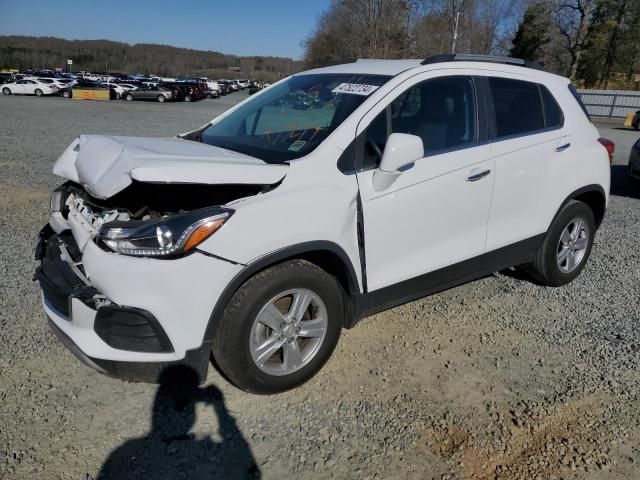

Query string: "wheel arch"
[202, 241, 361, 343]
[562, 184, 607, 229]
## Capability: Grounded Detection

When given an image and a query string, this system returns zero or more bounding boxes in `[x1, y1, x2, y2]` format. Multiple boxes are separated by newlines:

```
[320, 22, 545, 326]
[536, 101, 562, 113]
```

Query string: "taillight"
[598, 138, 615, 165]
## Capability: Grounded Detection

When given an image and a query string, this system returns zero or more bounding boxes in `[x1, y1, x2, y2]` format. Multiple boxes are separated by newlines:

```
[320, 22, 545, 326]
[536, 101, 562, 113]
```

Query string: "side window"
[489, 77, 544, 138]
[391, 88, 421, 119]
[391, 76, 476, 153]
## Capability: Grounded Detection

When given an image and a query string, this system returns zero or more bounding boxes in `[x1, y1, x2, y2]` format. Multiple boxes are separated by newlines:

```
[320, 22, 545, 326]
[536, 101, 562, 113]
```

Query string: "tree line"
[303, 0, 640, 89]
[0, 36, 303, 82]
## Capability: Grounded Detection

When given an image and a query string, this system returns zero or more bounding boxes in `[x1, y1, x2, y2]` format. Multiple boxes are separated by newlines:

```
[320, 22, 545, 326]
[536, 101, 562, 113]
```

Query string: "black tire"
[125, 93, 134, 101]
[212, 260, 344, 394]
[528, 200, 596, 287]
[35, 89, 43, 97]
[184, 95, 192, 102]
[2, 88, 10, 95]
[157, 95, 165, 103]
[62, 90, 71, 98]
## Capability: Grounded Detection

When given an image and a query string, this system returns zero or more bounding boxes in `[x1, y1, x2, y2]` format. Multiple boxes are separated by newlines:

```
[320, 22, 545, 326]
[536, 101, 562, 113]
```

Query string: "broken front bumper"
[34, 224, 242, 383]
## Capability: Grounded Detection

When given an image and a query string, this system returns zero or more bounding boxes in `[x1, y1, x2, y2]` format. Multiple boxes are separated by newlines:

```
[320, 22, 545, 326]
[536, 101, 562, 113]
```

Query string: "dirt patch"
[0, 185, 48, 209]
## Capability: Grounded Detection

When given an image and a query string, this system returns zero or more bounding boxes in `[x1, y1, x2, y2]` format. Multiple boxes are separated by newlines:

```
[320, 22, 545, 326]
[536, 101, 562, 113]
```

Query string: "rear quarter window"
[539, 85, 564, 129]
[568, 84, 591, 120]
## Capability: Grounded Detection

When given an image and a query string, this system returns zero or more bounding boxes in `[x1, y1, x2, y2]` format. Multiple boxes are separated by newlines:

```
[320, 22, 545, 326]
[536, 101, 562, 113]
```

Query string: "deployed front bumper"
[34, 224, 243, 383]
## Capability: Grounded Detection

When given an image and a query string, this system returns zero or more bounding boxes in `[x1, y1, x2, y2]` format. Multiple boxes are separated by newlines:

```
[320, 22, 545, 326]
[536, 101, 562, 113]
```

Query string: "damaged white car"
[36, 55, 610, 394]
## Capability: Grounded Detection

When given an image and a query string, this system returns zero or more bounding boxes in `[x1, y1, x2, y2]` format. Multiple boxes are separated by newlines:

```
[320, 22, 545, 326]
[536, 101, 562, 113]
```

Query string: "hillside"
[0, 35, 303, 81]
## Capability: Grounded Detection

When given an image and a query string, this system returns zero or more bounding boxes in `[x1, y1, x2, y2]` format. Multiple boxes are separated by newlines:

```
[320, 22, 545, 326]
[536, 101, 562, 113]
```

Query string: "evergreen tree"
[510, 1, 551, 62]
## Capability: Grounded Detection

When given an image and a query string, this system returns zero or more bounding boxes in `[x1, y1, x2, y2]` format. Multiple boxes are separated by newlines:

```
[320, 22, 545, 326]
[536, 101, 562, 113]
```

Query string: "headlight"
[99, 207, 233, 257]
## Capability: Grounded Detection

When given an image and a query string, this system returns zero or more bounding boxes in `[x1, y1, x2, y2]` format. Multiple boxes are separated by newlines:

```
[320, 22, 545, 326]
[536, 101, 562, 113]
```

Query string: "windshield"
[200, 73, 390, 162]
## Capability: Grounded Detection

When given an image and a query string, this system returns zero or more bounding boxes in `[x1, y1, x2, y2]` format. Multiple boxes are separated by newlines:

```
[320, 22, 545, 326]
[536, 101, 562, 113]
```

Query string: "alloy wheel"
[556, 216, 589, 273]
[249, 288, 328, 376]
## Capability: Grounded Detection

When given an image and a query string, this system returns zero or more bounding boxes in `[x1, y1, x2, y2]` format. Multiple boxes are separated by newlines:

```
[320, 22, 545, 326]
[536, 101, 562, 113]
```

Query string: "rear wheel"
[2, 88, 10, 95]
[212, 260, 344, 394]
[157, 95, 166, 103]
[184, 95, 192, 102]
[35, 89, 43, 97]
[125, 93, 134, 101]
[62, 90, 71, 98]
[528, 200, 595, 286]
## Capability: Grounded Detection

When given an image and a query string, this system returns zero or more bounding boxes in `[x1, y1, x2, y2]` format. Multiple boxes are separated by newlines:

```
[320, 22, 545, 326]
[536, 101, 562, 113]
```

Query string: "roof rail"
[421, 54, 544, 71]
[321, 59, 358, 67]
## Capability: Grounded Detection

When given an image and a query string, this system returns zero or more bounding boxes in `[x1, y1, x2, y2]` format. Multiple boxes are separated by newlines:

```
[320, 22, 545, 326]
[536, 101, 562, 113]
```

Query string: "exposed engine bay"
[57, 180, 267, 223]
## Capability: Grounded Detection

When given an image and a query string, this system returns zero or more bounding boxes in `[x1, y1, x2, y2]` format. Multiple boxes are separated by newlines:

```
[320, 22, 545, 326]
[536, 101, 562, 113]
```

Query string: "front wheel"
[184, 95, 192, 102]
[527, 200, 596, 286]
[2, 88, 10, 95]
[62, 90, 71, 98]
[157, 95, 166, 103]
[125, 93, 134, 101]
[35, 89, 43, 97]
[212, 260, 344, 394]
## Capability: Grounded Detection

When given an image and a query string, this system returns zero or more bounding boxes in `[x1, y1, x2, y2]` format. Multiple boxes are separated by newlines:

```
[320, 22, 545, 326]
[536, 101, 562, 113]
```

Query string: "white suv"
[36, 55, 610, 394]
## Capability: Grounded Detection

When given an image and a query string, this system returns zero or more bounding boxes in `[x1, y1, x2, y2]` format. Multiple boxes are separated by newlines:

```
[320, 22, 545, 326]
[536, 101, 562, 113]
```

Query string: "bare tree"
[554, 0, 595, 80]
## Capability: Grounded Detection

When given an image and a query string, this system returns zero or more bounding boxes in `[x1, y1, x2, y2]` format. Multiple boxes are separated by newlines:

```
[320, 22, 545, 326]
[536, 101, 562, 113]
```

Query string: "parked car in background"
[165, 81, 205, 102]
[2, 79, 58, 96]
[629, 137, 640, 180]
[217, 80, 232, 95]
[124, 85, 173, 102]
[100, 83, 126, 99]
[204, 87, 220, 99]
[205, 79, 221, 95]
[237, 79, 250, 89]
[116, 83, 139, 92]
[0, 72, 15, 84]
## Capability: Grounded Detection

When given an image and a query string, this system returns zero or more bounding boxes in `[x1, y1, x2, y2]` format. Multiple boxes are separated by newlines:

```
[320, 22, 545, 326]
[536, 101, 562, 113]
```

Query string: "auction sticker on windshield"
[288, 140, 307, 152]
[331, 83, 380, 96]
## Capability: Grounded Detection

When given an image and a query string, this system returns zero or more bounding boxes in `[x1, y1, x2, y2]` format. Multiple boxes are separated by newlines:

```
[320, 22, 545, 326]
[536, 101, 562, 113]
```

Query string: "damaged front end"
[34, 133, 288, 383]
[48, 181, 263, 258]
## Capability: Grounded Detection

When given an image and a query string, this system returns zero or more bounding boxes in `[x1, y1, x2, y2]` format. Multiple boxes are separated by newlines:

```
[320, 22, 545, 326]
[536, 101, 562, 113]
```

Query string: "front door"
[355, 75, 495, 292]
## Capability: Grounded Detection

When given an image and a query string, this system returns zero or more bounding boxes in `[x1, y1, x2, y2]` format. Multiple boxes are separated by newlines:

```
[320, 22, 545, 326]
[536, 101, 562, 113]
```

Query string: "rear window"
[568, 84, 591, 120]
[489, 77, 544, 138]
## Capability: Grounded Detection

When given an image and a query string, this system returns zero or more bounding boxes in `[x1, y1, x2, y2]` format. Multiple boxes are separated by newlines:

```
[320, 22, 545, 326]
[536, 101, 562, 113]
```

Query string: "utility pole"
[451, 11, 460, 54]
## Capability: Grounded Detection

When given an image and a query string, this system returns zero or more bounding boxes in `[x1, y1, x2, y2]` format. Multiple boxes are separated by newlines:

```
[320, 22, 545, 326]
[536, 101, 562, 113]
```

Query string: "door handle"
[555, 142, 571, 152]
[466, 169, 491, 182]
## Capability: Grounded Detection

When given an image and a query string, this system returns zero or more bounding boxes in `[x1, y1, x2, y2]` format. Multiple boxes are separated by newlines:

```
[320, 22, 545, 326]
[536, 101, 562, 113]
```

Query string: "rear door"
[481, 75, 568, 251]
[355, 73, 495, 291]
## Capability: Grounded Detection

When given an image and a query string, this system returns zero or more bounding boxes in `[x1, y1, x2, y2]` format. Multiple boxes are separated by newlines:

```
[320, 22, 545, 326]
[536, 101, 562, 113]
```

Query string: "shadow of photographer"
[96, 366, 261, 480]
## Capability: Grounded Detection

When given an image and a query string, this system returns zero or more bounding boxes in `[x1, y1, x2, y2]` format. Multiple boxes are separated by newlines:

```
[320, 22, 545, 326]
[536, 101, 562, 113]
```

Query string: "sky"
[0, 0, 332, 59]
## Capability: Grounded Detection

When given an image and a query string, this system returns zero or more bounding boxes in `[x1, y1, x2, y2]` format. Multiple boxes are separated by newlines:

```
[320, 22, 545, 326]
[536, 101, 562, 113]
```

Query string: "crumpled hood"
[53, 135, 288, 199]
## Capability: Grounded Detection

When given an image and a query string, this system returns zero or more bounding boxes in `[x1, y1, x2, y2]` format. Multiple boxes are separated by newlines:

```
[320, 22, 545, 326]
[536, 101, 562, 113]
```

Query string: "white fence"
[577, 89, 640, 118]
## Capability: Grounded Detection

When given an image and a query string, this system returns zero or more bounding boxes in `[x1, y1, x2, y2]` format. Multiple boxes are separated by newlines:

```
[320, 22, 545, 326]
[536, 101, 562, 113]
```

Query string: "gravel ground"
[1, 93, 639, 480]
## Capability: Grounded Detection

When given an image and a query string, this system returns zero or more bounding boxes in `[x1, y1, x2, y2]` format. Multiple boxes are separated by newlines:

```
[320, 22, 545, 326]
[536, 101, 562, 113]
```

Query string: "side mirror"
[379, 133, 424, 173]
[373, 133, 424, 191]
